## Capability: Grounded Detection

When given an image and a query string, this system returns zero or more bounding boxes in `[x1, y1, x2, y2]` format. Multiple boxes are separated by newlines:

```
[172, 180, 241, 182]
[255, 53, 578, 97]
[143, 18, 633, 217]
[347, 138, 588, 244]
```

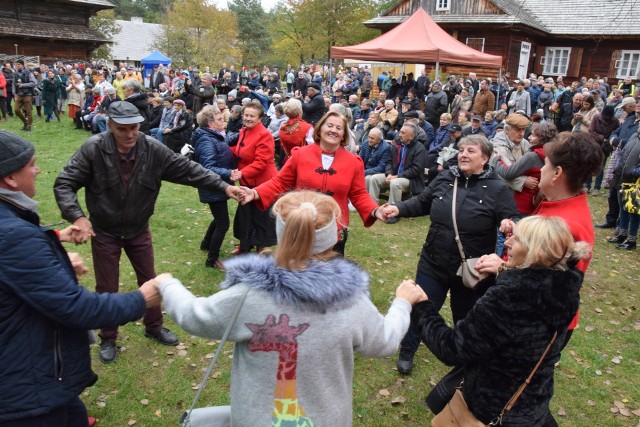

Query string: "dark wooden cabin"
[0, 0, 114, 64]
[365, 0, 640, 83]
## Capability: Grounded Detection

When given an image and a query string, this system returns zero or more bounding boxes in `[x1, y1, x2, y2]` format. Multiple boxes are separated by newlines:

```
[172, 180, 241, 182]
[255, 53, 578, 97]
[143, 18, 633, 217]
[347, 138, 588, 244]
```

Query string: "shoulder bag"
[179, 287, 249, 427]
[451, 177, 485, 288]
[432, 332, 558, 427]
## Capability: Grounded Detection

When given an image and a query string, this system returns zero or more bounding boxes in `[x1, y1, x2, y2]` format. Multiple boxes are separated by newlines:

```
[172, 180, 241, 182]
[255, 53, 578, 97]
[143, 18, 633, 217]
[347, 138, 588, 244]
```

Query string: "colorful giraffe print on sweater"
[246, 314, 314, 426]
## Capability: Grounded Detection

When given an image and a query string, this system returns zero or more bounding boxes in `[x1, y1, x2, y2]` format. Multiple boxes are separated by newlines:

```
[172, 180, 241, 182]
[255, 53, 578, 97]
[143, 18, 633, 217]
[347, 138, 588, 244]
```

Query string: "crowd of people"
[1, 56, 639, 426]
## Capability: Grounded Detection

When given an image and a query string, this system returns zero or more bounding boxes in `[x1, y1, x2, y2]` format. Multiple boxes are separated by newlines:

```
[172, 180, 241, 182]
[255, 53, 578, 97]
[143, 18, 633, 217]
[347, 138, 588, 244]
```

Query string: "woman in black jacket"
[383, 134, 519, 375]
[414, 215, 587, 426]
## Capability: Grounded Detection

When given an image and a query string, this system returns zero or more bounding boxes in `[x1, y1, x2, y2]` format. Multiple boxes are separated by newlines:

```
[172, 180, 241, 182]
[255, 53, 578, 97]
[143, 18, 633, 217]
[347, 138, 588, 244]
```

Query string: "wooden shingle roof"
[366, 0, 640, 36]
[0, 18, 110, 42]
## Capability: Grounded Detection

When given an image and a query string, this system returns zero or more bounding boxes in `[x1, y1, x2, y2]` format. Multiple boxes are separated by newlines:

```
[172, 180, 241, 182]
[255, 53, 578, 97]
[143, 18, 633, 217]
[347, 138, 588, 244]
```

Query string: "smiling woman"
[240, 111, 380, 255]
[382, 134, 519, 380]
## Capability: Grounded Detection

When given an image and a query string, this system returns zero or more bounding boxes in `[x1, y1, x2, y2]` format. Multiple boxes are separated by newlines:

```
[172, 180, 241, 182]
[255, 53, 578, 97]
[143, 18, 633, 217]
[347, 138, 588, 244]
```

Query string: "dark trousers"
[233, 201, 277, 251]
[0, 95, 6, 118]
[5, 93, 13, 116]
[605, 184, 621, 225]
[91, 229, 162, 342]
[400, 270, 477, 353]
[15, 95, 33, 128]
[3, 396, 88, 427]
[203, 201, 230, 260]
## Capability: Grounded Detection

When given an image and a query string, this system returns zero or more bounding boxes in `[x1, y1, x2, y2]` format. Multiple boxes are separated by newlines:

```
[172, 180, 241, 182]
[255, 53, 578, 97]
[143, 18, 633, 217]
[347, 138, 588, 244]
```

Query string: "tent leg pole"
[496, 68, 502, 110]
[435, 62, 439, 82]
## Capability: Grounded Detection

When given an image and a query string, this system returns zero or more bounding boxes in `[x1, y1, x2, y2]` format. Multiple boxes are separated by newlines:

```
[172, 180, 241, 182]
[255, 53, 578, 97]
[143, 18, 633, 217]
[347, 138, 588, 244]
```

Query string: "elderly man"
[185, 72, 215, 115]
[54, 102, 243, 364]
[366, 122, 427, 223]
[0, 131, 162, 425]
[360, 127, 391, 179]
[301, 83, 324, 125]
[424, 81, 448, 131]
[463, 115, 487, 137]
[491, 114, 535, 193]
[472, 79, 496, 117]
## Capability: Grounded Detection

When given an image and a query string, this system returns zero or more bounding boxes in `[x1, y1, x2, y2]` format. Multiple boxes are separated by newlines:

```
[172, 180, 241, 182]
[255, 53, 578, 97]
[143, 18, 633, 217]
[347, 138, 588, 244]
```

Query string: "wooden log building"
[365, 0, 640, 83]
[0, 0, 114, 64]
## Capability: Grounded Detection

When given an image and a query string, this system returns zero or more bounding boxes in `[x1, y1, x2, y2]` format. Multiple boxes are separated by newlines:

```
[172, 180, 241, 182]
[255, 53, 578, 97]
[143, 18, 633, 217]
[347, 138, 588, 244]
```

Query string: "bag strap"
[451, 177, 467, 260]
[182, 287, 250, 426]
[491, 331, 558, 426]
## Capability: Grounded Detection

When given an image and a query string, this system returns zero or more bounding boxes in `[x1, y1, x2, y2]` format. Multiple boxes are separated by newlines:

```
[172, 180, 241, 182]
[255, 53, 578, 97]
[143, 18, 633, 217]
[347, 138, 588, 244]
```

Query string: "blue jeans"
[150, 128, 163, 143]
[585, 156, 608, 190]
[3, 396, 88, 427]
[400, 270, 477, 353]
[618, 189, 640, 236]
[95, 115, 108, 132]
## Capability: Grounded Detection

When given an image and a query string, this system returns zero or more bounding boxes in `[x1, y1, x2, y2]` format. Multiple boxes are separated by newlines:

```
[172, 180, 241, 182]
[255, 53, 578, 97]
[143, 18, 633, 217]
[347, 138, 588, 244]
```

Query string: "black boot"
[616, 239, 637, 250]
[396, 348, 415, 375]
[608, 234, 627, 244]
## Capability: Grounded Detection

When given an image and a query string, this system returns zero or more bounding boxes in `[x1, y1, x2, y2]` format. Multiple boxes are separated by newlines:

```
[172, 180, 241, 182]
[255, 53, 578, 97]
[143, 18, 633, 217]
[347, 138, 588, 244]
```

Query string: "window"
[436, 0, 450, 11]
[466, 38, 485, 53]
[616, 50, 640, 79]
[541, 47, 571, 76]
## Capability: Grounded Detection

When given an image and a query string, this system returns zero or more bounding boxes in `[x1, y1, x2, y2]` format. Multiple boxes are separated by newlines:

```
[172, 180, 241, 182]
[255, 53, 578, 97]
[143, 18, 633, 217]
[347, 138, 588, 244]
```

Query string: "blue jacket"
[359, 140, 391, 175]
[430, 124, 452, 153]
[0, 198, 146, 422]
[192, 127, 235, 203]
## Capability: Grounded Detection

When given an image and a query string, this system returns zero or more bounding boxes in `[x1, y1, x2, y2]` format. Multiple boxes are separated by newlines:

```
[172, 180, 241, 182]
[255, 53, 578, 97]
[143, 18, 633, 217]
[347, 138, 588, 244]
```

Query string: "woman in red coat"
[242, 111, 382, 254]
[230, 100, 278, 254]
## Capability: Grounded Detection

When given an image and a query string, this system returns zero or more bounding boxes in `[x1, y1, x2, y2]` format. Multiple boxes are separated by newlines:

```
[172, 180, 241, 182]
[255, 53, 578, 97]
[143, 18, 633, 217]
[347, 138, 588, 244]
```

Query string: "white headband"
[275, 213, 338, 254]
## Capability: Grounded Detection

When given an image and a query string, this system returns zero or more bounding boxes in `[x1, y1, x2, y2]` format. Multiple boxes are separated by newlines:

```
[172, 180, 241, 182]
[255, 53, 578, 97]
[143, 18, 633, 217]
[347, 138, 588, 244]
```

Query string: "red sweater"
[534, 193, 594, 329]
[254, 143, 379, 230]
[231, 122, 278, 187]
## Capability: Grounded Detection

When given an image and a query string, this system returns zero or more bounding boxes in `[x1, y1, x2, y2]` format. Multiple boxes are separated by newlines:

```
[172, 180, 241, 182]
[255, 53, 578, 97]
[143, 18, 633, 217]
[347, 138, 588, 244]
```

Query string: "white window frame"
[465, 37, 485, 52]
[436, 0, 450, 11]
[615, 50, 640, 79]
[540, 47, 571, 76]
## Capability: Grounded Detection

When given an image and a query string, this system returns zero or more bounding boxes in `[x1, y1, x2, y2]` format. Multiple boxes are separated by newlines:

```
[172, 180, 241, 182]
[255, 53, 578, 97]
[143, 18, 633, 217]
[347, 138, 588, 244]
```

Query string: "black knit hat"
[0, 131, 35, 178]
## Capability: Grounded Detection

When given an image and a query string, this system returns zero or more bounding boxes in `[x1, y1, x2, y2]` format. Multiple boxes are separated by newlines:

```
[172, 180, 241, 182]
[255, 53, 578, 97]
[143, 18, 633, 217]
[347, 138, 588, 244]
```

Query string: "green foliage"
[90, 10, 122, 61]
[228, 0, 273, 68]
[268, 0, 380, 66]
[111, 0, 168, 22]
[155, 0, 240, 69]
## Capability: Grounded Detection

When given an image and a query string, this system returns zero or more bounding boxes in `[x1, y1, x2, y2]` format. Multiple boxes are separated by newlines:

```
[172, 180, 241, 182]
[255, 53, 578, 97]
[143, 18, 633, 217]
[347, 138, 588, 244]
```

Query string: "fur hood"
[221, 254, 370, 312]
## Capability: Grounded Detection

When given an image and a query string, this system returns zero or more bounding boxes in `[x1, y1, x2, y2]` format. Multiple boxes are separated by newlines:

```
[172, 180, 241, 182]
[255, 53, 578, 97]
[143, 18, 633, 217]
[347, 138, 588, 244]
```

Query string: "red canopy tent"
[331, 7, 503, 81]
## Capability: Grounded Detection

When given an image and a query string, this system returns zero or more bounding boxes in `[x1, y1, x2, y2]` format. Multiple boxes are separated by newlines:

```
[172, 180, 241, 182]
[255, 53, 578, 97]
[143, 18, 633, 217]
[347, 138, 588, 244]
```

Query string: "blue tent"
[140, 50, 172, 79]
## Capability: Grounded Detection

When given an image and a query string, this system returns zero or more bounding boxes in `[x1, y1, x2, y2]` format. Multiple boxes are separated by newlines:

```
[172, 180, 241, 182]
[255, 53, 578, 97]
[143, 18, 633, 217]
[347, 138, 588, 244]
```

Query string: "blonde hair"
[515, 216, 590, 269]
[272, 191, 341, 270]
[440, 113, 452, 122]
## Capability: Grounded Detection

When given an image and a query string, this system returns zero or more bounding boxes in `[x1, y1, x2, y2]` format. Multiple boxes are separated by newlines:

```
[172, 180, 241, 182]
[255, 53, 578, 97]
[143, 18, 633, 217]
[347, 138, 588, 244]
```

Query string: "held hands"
[385, 174, 398, 183]
[375, 203, 400, 222]
[139, 273, 173, 309]
[238, 186, 255, 205]
[58, 225, 84, 244]
[499, 218, 517, 235]
[523, 176, 539, 189]
[225, 185, 245, 202]
[474, 254, 505, 275]
[395, 279, 428, 305]
[67, 252, 89, 277]
[230, 169, 242, 181]
[71, 217, 95, 244]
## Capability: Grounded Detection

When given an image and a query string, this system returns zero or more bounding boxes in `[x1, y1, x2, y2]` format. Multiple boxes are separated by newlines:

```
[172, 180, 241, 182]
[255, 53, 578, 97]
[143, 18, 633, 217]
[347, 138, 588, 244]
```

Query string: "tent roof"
[140, 49, 171, 64]
[331, 7, 502, 68]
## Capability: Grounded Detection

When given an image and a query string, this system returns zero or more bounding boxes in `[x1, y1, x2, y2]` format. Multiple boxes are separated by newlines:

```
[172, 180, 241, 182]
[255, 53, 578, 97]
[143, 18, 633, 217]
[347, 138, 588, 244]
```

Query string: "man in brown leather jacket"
[54, 101, 243, 363]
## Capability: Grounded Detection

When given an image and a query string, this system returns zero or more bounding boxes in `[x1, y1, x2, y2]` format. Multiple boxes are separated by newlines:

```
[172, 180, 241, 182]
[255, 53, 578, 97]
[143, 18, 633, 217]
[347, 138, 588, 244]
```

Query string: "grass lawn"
[1, 115, 638, 426]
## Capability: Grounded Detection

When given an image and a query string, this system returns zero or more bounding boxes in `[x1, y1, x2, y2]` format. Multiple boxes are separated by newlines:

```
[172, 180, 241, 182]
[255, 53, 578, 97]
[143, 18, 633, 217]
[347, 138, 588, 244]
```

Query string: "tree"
[155, 0, 239, 68]
[228, 0, 272, 68]
[268, 0, 379, 66]
[90, 9, 122, 61]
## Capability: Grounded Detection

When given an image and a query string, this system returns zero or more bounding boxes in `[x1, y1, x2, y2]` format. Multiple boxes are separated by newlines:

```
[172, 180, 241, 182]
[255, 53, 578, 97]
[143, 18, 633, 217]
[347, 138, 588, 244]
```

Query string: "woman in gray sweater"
[156, 190, 426, 426]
